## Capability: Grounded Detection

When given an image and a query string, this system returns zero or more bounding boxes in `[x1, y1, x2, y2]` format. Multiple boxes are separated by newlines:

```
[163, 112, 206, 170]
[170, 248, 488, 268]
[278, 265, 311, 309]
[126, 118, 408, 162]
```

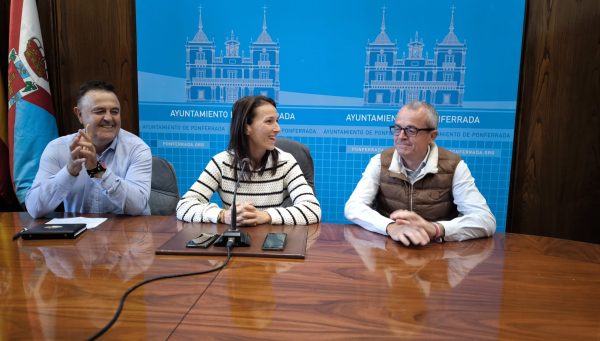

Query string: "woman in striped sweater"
[176, 96, 321, 225]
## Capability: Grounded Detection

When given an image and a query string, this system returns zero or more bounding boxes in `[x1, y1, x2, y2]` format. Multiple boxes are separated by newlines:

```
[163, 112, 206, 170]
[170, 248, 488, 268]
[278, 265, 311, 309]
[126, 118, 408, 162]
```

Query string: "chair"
[149, 156, 180, 215]
[275, 138, 316, 207]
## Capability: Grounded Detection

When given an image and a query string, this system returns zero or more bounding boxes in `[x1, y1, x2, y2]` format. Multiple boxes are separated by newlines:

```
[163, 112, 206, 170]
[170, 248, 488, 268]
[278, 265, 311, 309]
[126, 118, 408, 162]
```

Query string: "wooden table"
[1, 213, 599, 340]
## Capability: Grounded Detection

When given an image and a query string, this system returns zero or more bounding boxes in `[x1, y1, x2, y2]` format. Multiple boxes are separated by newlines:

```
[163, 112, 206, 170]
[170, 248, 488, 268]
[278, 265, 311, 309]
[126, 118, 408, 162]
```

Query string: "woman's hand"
[236, 202, 272, 226]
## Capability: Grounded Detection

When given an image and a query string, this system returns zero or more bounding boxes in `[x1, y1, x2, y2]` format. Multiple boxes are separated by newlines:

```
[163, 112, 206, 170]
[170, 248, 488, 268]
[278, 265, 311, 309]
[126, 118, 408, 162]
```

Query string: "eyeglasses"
[389, 125, 436, 137]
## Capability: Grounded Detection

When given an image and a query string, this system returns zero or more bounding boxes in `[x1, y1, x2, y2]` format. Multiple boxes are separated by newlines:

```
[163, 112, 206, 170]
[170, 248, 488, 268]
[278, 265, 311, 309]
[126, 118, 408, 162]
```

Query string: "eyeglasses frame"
[389, 125, 436, 137]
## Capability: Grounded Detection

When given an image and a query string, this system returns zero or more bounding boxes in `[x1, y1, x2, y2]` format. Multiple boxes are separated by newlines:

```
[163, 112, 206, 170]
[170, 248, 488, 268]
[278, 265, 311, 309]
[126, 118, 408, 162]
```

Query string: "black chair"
[149, 156, 179, 215]
[275, 138, 316, 207]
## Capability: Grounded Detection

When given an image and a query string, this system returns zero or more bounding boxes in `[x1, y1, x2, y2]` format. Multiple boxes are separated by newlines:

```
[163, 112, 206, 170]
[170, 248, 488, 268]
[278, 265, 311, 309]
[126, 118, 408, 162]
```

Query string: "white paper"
[46, 217, 107, 229]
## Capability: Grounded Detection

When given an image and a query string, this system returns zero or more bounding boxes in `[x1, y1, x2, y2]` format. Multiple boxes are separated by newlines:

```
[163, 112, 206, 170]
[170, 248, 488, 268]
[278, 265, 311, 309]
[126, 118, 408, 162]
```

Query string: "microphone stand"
[214, 158, 251, 248]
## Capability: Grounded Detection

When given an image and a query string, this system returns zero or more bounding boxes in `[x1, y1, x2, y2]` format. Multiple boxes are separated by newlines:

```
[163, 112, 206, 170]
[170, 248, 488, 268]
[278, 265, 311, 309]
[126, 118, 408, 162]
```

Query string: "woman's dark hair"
[228, 95, 279, 179]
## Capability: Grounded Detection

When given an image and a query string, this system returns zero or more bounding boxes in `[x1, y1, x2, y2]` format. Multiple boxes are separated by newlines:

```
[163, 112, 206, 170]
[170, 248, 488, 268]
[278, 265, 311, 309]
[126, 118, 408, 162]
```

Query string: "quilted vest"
[375, 146, 460, 221]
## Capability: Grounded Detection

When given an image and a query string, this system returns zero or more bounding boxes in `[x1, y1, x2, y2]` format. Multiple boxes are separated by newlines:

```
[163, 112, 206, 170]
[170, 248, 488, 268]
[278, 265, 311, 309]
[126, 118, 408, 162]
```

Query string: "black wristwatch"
[86, 161, 106, 178]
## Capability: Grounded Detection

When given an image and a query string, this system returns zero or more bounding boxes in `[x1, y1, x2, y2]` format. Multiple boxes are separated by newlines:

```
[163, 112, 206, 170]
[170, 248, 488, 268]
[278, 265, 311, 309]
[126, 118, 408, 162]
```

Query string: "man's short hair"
[77, 80, 116, 106]
[403, 101, 439, 129]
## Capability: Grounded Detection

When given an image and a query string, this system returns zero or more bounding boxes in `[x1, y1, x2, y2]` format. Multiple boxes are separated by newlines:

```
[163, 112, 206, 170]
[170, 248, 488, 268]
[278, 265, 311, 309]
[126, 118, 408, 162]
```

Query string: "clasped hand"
[222, 202, 272, 226]
[67, 125, 97, 176]
[386, 210, 436, 247]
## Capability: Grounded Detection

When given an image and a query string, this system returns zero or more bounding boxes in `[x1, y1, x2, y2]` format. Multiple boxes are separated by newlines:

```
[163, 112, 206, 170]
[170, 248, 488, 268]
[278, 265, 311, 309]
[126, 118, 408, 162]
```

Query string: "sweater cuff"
[265, 208, 281, 224]
[207, 206, 221, 223]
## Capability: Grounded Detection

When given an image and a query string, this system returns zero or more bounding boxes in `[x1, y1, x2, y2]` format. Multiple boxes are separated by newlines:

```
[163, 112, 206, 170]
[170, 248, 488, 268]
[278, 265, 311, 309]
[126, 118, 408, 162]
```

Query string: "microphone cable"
[87, 245, 233, 340]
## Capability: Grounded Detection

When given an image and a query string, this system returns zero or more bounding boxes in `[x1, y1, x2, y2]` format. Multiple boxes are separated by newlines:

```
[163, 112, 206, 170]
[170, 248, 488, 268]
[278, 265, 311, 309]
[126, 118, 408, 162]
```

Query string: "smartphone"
[186, 233, 219, 248]
[261, 232, 287, 251]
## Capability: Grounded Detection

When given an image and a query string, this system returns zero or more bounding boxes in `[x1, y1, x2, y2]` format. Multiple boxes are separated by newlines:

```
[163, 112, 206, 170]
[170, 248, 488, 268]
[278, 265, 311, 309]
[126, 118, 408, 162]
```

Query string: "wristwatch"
[86, 161, 106, 178]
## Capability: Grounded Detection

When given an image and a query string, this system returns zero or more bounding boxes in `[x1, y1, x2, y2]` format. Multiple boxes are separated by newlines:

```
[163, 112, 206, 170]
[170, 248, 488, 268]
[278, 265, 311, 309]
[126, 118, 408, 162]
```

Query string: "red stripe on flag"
[8, 0, 24, 54]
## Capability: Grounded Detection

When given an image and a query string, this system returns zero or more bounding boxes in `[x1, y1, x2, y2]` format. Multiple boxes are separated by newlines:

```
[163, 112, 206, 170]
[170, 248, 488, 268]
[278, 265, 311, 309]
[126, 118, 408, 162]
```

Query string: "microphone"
[214, 157, 252, 248]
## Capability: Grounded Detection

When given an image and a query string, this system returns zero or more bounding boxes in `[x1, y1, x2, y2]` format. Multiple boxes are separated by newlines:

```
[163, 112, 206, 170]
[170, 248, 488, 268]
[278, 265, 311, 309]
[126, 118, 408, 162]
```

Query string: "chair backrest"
[274, 138, 315, 207]
[149, 156, 179, 215]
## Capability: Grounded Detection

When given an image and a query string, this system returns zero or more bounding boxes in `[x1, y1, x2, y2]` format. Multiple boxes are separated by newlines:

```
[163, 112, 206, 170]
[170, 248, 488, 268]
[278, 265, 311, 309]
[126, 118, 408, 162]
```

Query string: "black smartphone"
[186, 233, 219, 248]
[261, 232, 287, 251]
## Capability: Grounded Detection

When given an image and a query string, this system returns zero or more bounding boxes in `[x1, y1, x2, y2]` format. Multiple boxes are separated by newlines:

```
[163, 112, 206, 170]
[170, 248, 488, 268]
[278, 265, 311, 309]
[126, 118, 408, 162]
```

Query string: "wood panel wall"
[2, 0, 600, 243]
[40, 0, 139, 136]
[509, 0, 600, 243]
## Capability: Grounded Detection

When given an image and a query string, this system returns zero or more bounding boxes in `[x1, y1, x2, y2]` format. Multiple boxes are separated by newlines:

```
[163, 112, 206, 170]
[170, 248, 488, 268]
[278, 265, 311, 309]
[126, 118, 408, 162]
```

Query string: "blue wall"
[136, 0, 525, 230]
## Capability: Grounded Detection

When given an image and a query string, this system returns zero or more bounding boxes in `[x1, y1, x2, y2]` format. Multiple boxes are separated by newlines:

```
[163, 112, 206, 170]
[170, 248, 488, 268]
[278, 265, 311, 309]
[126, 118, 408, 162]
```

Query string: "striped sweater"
[176, 149, 321, 225]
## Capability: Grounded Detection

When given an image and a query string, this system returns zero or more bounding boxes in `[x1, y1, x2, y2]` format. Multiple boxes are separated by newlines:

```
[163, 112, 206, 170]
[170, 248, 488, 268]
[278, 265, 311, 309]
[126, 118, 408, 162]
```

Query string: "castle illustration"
[364, 6, 467, 107]
[186, 6, 280, 103]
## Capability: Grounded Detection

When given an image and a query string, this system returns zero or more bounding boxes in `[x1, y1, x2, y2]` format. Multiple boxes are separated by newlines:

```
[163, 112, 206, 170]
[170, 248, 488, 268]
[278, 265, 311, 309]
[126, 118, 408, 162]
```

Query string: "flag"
[1, 70, 19, 209]
[7, 0, 58, 204]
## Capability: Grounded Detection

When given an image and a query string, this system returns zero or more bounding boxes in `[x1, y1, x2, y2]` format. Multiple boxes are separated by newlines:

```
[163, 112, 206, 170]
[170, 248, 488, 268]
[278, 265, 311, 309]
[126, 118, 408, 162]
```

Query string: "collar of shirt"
[97, 133, 119, 160]
[389, 145, 432, 183]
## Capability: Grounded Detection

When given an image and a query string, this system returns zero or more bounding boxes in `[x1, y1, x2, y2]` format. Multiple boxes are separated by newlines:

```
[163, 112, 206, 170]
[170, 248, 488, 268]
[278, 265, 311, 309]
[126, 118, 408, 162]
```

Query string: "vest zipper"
[409, 183, 414, 211]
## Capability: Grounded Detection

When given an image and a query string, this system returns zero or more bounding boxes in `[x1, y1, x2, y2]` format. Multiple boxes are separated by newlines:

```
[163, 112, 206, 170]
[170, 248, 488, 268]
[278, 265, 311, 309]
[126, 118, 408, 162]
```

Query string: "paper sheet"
[46, 217, 107, 229]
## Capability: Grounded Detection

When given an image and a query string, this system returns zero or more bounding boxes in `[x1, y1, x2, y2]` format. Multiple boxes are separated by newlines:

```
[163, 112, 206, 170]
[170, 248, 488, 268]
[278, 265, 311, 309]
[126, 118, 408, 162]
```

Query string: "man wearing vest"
[345, 101, 495, 246]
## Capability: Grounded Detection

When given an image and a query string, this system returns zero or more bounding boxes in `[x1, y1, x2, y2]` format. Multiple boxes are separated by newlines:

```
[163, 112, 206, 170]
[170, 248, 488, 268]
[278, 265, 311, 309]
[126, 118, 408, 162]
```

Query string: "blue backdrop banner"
[136, 0, 525, 230]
